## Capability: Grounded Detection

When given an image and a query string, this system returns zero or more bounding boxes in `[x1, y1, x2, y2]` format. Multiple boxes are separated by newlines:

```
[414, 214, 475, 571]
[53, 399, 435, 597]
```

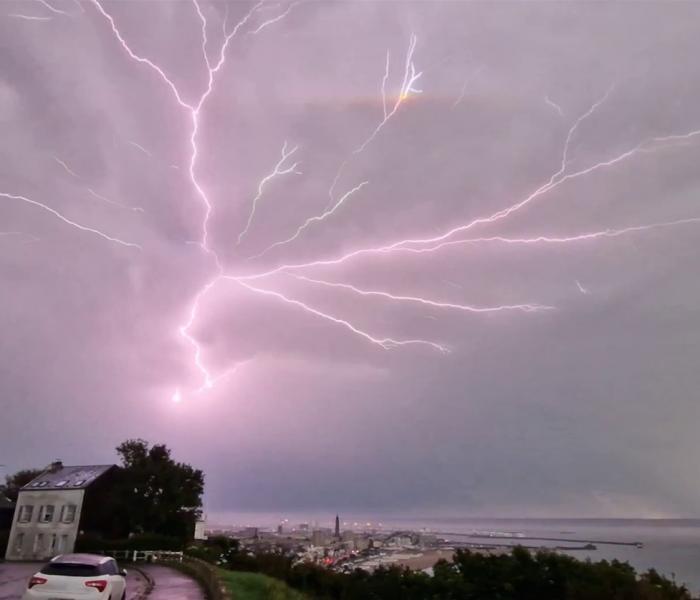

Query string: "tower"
[335, 514, 340, 538]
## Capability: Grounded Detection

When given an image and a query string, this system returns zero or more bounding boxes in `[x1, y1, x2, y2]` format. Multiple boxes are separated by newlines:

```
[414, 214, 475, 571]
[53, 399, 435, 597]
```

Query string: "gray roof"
[21, 465, 115, 491]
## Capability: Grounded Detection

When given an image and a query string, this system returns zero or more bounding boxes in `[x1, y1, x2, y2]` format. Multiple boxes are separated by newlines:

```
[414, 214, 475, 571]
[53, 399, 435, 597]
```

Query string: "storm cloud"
[2, 0, 700, 519]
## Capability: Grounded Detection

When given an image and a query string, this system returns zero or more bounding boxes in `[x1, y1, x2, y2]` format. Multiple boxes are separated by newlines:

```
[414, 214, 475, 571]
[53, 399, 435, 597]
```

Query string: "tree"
[1, 468, 44, 503]
[113, 439, 204, 540]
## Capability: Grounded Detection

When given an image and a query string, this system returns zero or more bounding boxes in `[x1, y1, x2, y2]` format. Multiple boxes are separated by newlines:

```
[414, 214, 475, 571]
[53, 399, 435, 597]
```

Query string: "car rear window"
[40, 563, 101, 577]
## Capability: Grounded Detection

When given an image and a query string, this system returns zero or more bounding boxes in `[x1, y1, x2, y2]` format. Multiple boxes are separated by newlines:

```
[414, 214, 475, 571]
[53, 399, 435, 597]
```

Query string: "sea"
[210, 514, 700, 594]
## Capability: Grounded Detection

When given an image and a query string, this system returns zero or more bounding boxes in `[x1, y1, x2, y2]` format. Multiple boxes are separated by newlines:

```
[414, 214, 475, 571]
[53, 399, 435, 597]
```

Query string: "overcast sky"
[2, 0, 700, 520]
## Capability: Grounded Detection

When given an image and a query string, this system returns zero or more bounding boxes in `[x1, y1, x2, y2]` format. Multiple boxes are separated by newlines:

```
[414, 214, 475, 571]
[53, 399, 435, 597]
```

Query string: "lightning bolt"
[290, 275, 553, 314]
[326, 34, 422, 211]
[53, 156, 80, 178]
[237, 141, 302, 246]
[452, 66, 484, 109]
[1, 191, 140, 249]
[230, 277, 449, 353]
[247, 1, 300, 35]
[8, 14, 53, 21]
[86, 188, 144, 213]
[576, 280, 589, 295]
[250, 180, 368, 259]
[390, 217, 700, 255]
[36, 0, 71, 16]
[545, 95, 564, 117]
[238, 108, 700, 281]
[127, 141, 152, 157]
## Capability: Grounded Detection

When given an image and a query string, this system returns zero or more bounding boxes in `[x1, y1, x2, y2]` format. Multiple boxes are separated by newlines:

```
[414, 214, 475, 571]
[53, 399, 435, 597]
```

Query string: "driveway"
[0, 562, 148, 600]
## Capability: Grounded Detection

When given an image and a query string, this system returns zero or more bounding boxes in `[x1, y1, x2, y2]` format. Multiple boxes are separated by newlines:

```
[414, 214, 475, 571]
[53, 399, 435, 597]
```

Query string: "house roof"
[21, 465, 115, 491]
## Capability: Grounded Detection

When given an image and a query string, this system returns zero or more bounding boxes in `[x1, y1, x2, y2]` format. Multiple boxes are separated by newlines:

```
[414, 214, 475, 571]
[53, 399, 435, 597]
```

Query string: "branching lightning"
[325, 35, 422, 217]
[290, 275, 553, 314]
[231, 277, 449, 353]
[237, 142, 302, 246]
[11, 2, 700, 405]
[250, 180, 368, 259]
[0, 191, 140, 249]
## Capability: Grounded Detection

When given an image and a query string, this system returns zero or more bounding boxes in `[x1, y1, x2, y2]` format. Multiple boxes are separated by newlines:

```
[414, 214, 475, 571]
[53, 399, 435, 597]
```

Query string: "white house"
[5, 462, 115, 561]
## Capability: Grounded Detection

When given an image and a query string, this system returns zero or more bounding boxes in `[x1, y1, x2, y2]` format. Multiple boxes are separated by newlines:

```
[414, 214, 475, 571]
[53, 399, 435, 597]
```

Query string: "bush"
[75, 532, 184, 552]
[0, 530, 9, 560]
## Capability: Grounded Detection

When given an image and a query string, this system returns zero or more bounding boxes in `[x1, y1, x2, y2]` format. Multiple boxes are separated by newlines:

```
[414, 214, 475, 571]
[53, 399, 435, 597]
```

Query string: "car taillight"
[28, 576, 47, 589]
[85, 580, 108, 592]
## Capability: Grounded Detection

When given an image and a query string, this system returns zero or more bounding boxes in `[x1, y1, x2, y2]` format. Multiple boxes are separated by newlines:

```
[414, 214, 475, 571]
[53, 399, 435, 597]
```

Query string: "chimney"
[49, 460, 63, 472]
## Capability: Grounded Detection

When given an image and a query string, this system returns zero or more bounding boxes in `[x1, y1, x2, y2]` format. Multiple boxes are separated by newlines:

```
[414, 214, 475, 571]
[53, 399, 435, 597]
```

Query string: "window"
[60, 504, 77, 523]
[39, 505, 55, 523]
[57, 534, 68, 553]
[18, 505, 34, 523]
[33, 533, 44, 554]
[14, 533, 24, 553]
[101, 560, 119, 575]
[50, 534, 58, 554]
[40, 563, 100, 577]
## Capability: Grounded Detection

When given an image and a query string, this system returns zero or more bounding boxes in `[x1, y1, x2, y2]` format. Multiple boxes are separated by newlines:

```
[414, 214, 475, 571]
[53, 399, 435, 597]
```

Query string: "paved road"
[141, 565, 205, 600]
[0, 562, 148, 600]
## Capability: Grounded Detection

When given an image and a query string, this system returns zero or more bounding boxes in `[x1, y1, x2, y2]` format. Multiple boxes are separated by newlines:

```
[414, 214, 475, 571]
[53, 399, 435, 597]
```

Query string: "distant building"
[311, 529, 331, 547]
[5, 462, 116, 561]
[194, 516, 208, 541]
[335, 514, 340, 538]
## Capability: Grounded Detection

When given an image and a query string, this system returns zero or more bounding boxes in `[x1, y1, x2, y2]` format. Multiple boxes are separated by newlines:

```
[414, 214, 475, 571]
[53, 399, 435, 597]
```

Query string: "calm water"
[211, 513, 700, 594]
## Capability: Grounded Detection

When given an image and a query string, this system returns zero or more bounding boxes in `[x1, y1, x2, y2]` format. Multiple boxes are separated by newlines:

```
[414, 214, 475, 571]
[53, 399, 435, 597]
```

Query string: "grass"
[218, 569, 308, 600]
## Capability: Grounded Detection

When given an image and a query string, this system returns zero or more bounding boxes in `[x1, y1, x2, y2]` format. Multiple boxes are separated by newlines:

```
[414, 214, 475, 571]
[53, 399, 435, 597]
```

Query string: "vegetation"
[219, 570, 307, 600]
[106, 439, 205, 540]
[194, 537, 693, 600]
[0, 468, 44, 502]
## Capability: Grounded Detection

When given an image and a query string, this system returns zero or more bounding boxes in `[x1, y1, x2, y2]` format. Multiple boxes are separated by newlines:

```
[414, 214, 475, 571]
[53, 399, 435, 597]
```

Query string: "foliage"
[75, 533, 184, 552]
[1, 468, 44, 502]
[81, 439, 204, 541]
[187, 536, 241, 565]
[218, 570, 307, 600]
[114, 439, 204, 539]
[207, 544, 692, 600]
[0, 530, 8, 560]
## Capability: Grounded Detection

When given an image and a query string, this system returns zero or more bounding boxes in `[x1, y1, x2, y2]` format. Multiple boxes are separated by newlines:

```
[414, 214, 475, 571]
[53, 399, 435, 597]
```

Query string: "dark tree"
[1, 468, 44, 502]
[114, 439, 204, 540]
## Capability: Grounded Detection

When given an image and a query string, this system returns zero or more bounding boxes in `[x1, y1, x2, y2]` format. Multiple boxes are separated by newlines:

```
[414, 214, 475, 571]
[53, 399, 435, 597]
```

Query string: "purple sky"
[2, 0, 700, 520]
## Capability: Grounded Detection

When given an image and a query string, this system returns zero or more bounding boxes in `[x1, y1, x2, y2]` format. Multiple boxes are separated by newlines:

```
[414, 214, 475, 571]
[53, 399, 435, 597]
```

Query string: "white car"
[22, 553, 127, 600]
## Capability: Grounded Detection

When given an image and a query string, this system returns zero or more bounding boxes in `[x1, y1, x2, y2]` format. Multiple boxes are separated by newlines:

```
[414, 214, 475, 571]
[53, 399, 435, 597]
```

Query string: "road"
[0, 562, 203, 600]
[141, 565, 205, 600]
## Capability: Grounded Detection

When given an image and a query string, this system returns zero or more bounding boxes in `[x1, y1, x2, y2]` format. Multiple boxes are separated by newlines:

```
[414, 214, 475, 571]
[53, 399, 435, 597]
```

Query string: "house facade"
[4, 463, 115, 561]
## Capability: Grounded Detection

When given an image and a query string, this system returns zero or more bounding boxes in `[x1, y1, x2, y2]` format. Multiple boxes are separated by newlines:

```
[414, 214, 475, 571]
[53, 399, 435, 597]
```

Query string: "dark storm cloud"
[2, 0, 700, 518]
